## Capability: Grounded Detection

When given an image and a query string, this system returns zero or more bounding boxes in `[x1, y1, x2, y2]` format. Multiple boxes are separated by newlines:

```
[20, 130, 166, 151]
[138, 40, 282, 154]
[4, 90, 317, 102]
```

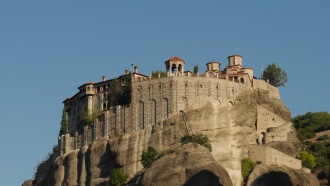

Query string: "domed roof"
[167, 56, 185, 62]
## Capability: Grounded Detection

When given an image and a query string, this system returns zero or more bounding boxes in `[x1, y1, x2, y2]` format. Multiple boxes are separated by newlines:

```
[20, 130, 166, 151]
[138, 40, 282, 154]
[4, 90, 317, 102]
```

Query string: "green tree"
[107, 77, 132, 106]
[293, 112, 330, 140]
[108, 79, 123, 106]
[181, 133, 212, 152]
[262, 63, 288, 87]
[194, 65, 199, 74]
[141, 147, 159, 168]
[83, 109, 102, 126]
[151, 70, 166, 78]
[241, 158, 255, 184]
[59, 107, 67, 135]
[298, 151, 316, 169]
[108, 168, 129, 186]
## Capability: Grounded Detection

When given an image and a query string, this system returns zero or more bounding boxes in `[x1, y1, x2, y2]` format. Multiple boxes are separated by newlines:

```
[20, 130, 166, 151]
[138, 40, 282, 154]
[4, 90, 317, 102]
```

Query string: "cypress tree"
[59, 107, 67, 135]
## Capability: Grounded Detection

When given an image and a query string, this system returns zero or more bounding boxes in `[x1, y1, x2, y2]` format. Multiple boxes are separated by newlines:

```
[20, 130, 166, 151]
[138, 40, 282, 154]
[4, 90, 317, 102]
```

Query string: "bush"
[298, 151, 316, 170]
[181, 133, 212, 152]
[316, 135, 329, 141]
[151, 70, 166, 78]
[241, 158, 255, 184]
[108, 168, 129, 186]
[141, 147, 159, 168]
[255, 161, 262, 165]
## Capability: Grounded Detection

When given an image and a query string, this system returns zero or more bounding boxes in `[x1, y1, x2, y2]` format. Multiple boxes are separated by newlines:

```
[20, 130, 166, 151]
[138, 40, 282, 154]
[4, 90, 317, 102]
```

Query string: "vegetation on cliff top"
[83, 109, 102, 126]
[59, 106, 68, 135]
[262, 63, 288, 87]
[151, 70, 166, 78]
[181, 133, 212, 152]
[193, 65, 198, 74]
[107, 77, 132, 107]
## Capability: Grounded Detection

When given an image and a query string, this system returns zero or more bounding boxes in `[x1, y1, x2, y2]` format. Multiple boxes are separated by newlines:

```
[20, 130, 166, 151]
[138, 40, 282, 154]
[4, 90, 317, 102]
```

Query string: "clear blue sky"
[1, 1, 329, 185]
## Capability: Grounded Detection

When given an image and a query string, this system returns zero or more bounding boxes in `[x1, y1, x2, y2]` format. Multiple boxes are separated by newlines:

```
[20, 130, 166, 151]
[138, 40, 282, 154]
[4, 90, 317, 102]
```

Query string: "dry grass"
[306, 130, 330, 142]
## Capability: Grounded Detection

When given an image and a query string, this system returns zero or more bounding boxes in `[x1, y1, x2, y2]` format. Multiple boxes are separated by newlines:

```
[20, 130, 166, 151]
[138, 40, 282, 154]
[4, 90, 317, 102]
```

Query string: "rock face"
[140, 144, 233, 186]
[247, 165, 319, 186]
[21, 179, 33, 186]
[26, 82, 318, 186]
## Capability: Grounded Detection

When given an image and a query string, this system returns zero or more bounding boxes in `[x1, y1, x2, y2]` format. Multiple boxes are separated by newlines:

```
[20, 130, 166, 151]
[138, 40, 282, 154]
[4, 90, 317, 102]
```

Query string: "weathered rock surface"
[247, 165, 319, 186]
[21, 179, 33, 186]
[24, 84, 316, 186]
[140, 144, 233, 186]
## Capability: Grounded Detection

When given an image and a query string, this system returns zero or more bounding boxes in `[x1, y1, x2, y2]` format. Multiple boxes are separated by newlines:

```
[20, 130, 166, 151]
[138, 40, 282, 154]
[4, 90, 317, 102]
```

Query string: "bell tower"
[165, 56, 185, 76]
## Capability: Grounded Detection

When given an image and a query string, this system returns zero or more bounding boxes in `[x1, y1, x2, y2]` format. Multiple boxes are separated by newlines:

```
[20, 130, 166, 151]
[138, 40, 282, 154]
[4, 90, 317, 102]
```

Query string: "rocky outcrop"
[247, 165, 319, 186]
[140, 144, 233, 186]
[21, 179, 33, 186]
[25, 83, 316, 186]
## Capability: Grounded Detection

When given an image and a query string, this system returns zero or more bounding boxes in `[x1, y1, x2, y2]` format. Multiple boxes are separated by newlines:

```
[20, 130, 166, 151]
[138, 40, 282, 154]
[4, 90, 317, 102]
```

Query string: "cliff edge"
[24, 80, 318, 186]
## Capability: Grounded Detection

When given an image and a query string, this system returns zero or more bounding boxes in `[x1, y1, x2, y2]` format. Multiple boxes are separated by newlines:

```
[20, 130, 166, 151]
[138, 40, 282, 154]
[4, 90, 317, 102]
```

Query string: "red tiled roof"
[78, 82, 95, 89]
[167, 56, 184, 62]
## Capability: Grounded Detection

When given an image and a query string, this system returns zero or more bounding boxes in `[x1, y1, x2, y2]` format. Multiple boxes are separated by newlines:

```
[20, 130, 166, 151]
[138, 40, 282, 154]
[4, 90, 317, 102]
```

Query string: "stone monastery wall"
[59, 75, 252, 155]
[59, 77, 291, 169]
[130, 76, 251, 131]
[253, 79, 280, 99]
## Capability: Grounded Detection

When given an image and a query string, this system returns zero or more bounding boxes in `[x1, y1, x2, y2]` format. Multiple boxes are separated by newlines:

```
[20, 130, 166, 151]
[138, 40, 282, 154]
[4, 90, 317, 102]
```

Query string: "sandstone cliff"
[26, 83, 318, 186]
[139, 144, 233, 186]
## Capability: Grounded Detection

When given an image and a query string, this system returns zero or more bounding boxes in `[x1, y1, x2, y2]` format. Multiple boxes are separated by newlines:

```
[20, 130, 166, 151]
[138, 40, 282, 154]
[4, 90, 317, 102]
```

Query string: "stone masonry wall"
[60, 75, 252, 155]
[253, 79, 280, 99]
[248, 145, 302, 170]
[131, 76, 251, 132]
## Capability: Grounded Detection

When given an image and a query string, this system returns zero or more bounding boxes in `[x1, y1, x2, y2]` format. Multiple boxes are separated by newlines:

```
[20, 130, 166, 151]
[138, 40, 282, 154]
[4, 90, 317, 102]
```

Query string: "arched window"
[171, 64, 177, 73]
[163, 98, 169, 119]
[103, 103, 106, 111]
[183, 97, 188, 107]
[139, 101, 144, 129]
[178, 64, 182, 73]
[240, 78, 245, 84]
[151, 100, 156, 124]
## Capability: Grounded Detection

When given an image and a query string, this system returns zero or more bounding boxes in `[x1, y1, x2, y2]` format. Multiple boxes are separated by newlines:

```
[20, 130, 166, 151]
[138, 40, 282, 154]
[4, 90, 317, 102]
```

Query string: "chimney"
[102, 76, 106, 81]
[125, 70, 130, 75]
[134, 66, 138, 73]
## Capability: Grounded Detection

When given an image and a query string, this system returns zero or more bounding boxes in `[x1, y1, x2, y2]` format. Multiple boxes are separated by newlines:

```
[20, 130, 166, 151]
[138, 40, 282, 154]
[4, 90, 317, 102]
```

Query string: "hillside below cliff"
[24, 83, 318, 186]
